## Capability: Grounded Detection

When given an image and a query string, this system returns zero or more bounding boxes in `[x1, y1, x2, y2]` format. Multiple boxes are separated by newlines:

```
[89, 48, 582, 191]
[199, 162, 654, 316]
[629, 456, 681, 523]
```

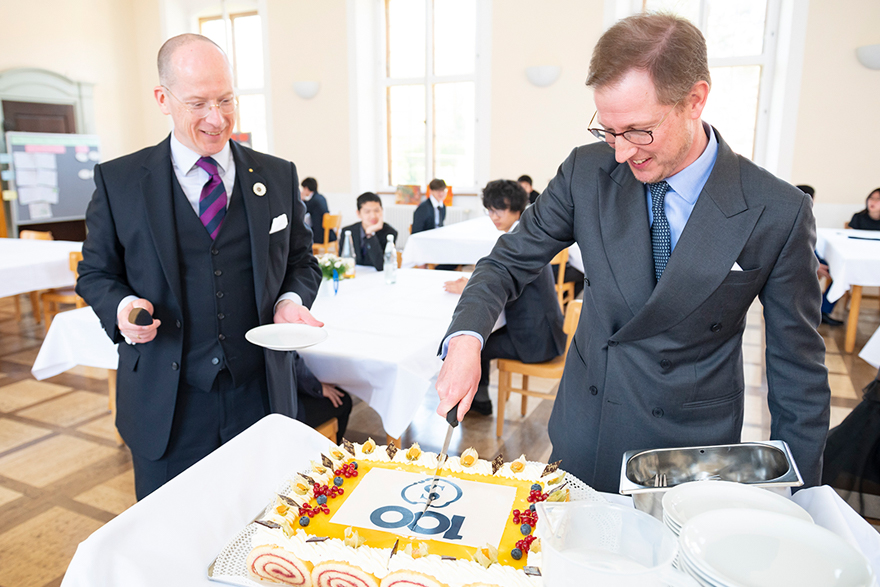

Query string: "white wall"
[791, 0, 880, 227]
[0, 0, 165, 160]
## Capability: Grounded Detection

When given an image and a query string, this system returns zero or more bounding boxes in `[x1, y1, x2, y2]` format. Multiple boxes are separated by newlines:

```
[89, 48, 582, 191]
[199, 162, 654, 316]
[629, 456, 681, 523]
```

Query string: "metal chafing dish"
[619, 440, 803, 519]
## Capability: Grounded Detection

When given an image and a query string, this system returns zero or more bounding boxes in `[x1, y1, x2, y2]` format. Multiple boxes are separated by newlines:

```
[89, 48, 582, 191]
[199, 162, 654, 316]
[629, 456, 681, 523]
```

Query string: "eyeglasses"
[587, 101, 680, 146]
[162, 86, 237, 119]
[484, 208, 506, 218]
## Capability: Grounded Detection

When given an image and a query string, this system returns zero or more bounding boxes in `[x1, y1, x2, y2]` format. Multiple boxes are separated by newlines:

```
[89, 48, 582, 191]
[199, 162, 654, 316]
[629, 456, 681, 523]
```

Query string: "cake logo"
[331, 468, 516, 548]
[400, 478, 462, 509]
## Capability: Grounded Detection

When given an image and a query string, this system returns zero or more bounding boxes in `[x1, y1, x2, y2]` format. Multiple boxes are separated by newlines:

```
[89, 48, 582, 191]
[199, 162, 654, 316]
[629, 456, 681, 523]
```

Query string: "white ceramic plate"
[679, 509, 875, 587]
[245, 324, 328, 351]
[663, 480, 813, 529]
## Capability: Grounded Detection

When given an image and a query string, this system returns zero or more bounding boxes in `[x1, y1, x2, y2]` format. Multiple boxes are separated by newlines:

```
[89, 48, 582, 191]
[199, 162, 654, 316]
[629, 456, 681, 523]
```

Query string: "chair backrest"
[550, 248, 569, 308]
[20, 229, 53, 241]
[69, 251, 83, 276]
[562, 299, 582, 356]
[321, 214, 342, 254]
[844, 221, 851, 229]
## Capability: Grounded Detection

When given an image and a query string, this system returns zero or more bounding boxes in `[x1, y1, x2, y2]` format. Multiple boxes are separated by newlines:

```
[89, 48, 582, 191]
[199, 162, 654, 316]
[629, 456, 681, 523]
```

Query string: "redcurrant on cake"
[244, 439, 585, 587]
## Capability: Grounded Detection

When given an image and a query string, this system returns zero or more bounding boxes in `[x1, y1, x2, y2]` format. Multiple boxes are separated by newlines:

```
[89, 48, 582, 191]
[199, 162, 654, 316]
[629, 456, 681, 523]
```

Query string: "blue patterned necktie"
[649, 181, 671, 281]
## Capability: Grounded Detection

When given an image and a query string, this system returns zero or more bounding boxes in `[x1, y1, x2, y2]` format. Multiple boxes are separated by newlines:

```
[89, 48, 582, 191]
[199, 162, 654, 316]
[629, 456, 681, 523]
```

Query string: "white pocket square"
[269, 214, 288, 234]
[731, 261, 743, 271]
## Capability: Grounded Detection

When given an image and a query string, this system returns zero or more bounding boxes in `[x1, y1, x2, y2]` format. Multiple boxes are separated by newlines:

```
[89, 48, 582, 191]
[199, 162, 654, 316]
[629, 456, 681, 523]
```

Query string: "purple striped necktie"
[195, 156, 227, 239]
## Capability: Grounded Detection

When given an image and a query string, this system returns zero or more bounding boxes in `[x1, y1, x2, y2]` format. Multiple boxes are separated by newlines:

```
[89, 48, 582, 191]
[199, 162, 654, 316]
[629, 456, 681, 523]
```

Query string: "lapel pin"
[249, 168, 254, 172]
[253, 182, 267, 196]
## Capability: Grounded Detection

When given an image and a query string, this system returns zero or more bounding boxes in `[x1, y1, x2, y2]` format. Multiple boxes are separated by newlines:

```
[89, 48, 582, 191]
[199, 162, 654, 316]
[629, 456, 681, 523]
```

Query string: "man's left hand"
[274, 299, 324, 326]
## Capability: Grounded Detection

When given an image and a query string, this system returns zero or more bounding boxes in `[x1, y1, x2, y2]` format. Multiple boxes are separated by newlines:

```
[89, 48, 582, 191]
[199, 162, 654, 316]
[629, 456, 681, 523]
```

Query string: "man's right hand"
[117, 299, 161, 344]
[435, 334, 482, 422]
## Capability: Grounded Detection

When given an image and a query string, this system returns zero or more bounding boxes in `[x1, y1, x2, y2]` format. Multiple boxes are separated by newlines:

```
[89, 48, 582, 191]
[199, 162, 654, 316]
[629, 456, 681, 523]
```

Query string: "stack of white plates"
[678, 509, 875, 586]
[660, 480, 813, 537]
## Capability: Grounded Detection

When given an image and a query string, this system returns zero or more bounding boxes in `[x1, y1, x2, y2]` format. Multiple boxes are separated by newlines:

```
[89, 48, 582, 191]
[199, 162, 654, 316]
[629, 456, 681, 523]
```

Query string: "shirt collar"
[170, 132, 233, 176]
[430, 194, 445, 209]
[663, 121, 717, 204]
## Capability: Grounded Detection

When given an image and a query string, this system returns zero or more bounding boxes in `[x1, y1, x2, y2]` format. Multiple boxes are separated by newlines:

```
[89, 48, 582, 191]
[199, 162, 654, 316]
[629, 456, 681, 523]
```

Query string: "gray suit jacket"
[445, 128, 830, 492]
[77, 136, 321, 460]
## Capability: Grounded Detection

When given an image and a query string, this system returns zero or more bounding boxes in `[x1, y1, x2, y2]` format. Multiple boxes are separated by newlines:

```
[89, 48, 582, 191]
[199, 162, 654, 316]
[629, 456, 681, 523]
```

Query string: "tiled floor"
[0, 293, 878, 586]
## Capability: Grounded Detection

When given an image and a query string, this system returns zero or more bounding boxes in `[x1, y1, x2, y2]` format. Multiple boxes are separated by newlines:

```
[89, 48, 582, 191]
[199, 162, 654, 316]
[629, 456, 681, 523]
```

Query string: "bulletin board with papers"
[4, 131, 100, 226]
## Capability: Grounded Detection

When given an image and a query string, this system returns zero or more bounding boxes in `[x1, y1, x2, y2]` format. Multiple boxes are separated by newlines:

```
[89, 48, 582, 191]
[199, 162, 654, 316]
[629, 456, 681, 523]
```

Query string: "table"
[816, 229, 880, 353]
[860, 326, 880, 369]
[58, 414, 880, 586]
[32, 268, 472, 440]
[0, 237, 82, 297]
[401, 215, 584, 273]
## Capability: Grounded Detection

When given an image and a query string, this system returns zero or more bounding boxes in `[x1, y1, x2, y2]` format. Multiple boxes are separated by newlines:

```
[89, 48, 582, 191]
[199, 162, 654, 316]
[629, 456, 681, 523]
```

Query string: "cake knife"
[418, 403, 460, 519]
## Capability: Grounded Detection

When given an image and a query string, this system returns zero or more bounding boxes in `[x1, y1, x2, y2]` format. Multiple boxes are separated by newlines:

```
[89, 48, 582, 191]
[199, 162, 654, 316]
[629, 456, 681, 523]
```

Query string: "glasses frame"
[587, 101, 681, 146]
[484, 208, 507, 218]
[161, 85, 238, 120]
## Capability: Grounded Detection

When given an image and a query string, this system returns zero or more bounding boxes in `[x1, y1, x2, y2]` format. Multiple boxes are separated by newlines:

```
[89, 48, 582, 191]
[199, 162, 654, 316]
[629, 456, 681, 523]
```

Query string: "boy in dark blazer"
[412, 178, 447, 234]
[443, 180, 565, 415]
[301, 176, 336, 245]
[340, 192, 398, 271]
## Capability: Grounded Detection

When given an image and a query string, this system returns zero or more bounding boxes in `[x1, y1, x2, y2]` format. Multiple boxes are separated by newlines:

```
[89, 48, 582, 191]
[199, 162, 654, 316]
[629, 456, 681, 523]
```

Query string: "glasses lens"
[589, 128, 607, 141]
[219, 99, 237, 114]
[622, 130, 653, 145]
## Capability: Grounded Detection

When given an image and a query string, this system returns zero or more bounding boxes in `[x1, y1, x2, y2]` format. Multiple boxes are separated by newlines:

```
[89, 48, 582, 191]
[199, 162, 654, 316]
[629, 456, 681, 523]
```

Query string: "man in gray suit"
[436, 13, 830, 493]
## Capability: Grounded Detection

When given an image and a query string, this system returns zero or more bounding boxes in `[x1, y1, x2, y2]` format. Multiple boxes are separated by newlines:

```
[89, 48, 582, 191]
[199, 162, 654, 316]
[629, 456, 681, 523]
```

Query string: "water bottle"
[383, 234, 397, 284]
[340, 230, 356, 279]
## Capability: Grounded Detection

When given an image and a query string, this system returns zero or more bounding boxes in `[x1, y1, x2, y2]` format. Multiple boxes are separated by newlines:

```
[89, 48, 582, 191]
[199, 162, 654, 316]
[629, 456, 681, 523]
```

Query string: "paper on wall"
[34, 153, 56, 169]
[12, 151, 36, 169]
[18, 186, 58, 205]
[15, 169, 38, 187]
[28, 201, 53, 220]
[36, 169, 58, 187]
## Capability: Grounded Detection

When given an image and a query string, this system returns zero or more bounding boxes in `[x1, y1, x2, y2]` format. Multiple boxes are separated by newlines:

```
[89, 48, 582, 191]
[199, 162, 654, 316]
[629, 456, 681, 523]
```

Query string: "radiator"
[385, 204, 472, 249]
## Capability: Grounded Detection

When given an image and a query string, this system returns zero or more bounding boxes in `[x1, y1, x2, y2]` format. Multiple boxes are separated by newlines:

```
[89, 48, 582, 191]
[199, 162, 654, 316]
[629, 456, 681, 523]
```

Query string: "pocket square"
[731, 261, 743, 271]
[269, 214, 289, 234]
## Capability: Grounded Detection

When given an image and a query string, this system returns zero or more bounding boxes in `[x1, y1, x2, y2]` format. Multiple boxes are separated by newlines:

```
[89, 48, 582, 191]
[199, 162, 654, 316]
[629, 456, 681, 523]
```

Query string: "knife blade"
[417, 402, 460, 520]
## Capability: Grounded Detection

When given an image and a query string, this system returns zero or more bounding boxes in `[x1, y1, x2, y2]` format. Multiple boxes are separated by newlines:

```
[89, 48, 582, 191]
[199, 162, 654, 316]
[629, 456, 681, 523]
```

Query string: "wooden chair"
[495, 299, 582, 437]
[550, 249, 576, 311]
[312, 214, 342, 256]
[315, 417, 339, 442]
[40, 251, 86, 330]
[14, 230, 54, 324]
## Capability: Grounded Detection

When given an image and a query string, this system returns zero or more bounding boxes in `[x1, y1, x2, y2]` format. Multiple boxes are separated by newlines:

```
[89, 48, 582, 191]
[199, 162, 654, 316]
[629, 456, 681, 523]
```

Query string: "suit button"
[608, 340, 618, 347]
[710, 322, 723, 333]
[175, 320, 181, 328]
[212, 357, 220, 365]
[211, 248, 219, 255]
[218, 313, 225, 320]
[589, 386, 598, 395]
[660, 359, 671, 369]
[214, 270, 222, 276]
[585, 278, 590, 287]
[216, 291, 224, 298]
[218, 334, 226, 341]
[652, 408, 664, 418]
[171, 362, 179, 370]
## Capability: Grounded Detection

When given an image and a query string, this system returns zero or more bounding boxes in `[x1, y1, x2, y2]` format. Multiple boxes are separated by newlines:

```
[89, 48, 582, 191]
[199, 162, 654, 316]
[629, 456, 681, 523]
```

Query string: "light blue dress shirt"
[647, 122, 718, 251]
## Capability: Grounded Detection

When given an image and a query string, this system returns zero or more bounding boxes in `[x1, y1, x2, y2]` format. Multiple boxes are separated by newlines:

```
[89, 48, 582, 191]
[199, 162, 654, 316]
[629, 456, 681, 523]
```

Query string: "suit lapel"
[614, 131, 765, 342]
[599, 164, 656, 319]
[140, 137, 183, 308]
[232, 141, 270, 310]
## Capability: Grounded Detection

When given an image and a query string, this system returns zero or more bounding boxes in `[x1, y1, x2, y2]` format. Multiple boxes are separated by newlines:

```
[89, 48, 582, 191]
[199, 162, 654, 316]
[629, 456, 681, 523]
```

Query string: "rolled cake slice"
[379, 570, 449, 587]
[311, 560, 380, 587]
[247, 544, 313, 586]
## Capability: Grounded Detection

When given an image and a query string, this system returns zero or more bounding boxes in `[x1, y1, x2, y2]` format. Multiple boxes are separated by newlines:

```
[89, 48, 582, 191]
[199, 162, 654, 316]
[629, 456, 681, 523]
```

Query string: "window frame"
[380, 0, 485, 193]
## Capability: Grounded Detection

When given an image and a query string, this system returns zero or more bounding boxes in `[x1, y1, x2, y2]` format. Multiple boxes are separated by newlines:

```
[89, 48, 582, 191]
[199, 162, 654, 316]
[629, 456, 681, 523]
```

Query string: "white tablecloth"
[400, 215, 584, 272]
[31, 269, 468, 439]
[860, 327, 880, 369]
[60, 414, 330, 587]
[815, 228, 880, 303]
[0, 238, 82, 297]
[59, 414, 880, 587]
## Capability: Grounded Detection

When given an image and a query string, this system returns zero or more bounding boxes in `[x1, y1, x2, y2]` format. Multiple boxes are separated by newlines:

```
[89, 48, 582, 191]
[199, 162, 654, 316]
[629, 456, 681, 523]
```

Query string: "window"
[200, 12, 268, 153]
[642, 0, 779, 162]
[383, 0, 477, 189]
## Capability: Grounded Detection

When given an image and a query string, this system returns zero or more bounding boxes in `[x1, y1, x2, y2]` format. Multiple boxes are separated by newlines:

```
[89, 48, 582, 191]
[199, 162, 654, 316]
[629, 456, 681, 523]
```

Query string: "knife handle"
[446, 401, 461, 428]
[128, 307, 154, 326]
